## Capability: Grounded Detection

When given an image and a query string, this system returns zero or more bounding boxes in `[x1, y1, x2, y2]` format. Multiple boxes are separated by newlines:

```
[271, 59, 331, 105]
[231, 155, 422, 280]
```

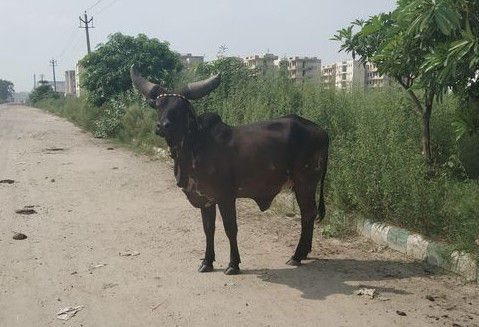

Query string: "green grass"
[37, 96, 165, 154]
[35, 76, 479, 256]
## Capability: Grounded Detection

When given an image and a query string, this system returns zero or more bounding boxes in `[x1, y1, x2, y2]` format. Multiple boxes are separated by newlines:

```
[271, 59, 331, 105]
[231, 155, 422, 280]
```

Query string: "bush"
[36, 95, 161, 152]
[29, 82, 60, 105]
[117, 104, 163, 151]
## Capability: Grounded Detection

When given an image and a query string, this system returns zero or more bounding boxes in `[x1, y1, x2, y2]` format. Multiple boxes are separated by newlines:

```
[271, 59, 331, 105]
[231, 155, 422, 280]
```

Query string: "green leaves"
[402, 0, 461, 36]
[434, 3, 461, 35]
[332, 0, 479, 158]
[0, 79, 14, 103]
[79, 33, 182, 107]
[28, 81, 59, 105]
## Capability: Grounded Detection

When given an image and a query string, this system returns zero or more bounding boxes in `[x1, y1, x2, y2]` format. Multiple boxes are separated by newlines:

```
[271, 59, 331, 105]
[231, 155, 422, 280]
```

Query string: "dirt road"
[0, 104, 478, 326]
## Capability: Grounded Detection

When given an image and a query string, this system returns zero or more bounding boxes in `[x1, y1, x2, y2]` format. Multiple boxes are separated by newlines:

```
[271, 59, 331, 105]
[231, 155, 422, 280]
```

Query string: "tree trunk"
[421, 106, 432, 163]
[396, 78, 434, 163]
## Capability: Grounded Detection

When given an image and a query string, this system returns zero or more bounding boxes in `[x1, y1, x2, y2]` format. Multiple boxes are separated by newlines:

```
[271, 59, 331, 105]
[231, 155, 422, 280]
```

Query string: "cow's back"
[229, 115, 326, 203]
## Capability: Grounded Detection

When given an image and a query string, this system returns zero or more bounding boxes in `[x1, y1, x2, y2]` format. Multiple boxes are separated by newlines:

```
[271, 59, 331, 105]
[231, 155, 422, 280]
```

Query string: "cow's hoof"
[198, 263, 214, 273]
[286, 257, 301, 266]
[224, 266, 240, 275]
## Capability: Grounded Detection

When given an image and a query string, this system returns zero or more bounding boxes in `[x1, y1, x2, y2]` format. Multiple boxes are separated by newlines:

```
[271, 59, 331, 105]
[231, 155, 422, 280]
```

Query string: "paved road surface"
[1, 104, 478, 326]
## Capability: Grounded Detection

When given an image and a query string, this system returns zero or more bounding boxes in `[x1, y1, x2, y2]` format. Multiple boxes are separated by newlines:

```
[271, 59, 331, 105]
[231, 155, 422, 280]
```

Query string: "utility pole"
[33, 74, 36, 89]
[50, 59, 57, 92]
[79, 11, 94, 54]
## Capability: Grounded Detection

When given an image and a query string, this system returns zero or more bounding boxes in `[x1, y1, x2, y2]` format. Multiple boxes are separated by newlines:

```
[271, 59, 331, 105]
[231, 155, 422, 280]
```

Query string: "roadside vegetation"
[32, 0, 479, 256]
[0, 78, 14, 103]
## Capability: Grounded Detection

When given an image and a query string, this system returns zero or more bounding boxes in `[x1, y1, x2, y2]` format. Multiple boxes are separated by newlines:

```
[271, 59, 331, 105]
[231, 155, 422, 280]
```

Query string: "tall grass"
[36, 75, 479, 255]
[37, 95, 164, 152]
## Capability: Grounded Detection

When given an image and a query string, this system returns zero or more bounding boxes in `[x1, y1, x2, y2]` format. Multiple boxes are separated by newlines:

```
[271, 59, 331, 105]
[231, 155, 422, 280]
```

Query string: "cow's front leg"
[219, 199, 241, 275]
[198, 205, 216, 273]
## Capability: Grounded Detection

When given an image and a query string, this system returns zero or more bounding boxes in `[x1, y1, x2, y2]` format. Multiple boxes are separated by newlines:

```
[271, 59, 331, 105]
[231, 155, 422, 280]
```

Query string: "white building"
[365, 62, 390, 88]
[321, 60, 365, 90]
[243, 53, 279, 72]
[320, 63, 336, 88]
[321, 60, 391, 90]
[287, 56, 321, 82]
[180, 53, 204, 69]
[75, 63, 84, 97]
[333, 60, 365, 90]
[64, 70, 76, 97]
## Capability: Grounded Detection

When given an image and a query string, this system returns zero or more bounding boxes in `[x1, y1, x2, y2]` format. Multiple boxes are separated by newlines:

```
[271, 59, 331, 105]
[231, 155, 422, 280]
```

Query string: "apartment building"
[243, 53, 278, 72]
[64, 70, 76, 97]
[75, 63, 84, 97]
[180, 53, 204, 68]
[287, 56, 321, 82]
[333, 60, 365, 90]
[320, 63, 336, 88]
[365, 62, 390, 88]
[321, 60, 391, 90]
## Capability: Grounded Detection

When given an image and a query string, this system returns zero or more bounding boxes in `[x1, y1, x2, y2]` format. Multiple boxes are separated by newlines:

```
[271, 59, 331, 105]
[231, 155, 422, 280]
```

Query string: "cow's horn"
[130, 64, 167, 99]
[176, 74, 221, 100]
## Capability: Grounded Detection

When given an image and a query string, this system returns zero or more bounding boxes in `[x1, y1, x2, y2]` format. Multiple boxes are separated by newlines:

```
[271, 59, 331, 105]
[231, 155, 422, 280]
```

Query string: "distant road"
[1, 104, 478, 326]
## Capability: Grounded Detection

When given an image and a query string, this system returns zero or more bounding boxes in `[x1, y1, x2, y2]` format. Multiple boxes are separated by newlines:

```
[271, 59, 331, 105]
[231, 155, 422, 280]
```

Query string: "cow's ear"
[175, 74, 221, 100]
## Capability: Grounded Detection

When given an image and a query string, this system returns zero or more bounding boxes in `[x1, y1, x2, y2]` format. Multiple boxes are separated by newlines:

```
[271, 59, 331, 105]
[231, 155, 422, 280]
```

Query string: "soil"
[1, 104, 478, 327]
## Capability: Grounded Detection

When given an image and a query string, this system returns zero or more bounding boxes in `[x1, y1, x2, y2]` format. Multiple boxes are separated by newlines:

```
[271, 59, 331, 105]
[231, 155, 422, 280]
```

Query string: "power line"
[50, 0, 120, 77]
[86, 0, 105, 11]
[57, 27, 80, 59]
[93, 0, 122, 16]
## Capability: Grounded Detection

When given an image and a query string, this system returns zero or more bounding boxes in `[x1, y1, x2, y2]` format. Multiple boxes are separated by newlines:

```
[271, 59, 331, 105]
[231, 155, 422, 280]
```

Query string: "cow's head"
[130, 65, 220, 145]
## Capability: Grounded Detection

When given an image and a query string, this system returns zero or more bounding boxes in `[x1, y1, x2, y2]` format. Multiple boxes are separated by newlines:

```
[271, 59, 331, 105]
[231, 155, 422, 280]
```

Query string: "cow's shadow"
[242, 258, 438, 300]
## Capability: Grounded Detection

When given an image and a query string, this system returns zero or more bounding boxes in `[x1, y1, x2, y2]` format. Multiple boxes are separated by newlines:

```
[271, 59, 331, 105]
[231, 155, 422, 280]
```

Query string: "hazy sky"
[0, 0, 396, 92]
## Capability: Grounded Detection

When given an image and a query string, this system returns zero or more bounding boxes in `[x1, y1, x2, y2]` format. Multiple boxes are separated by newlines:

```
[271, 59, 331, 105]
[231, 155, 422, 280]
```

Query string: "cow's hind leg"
[287, 173, 319, 266]
[219, 199, 241, 275]
[199, 205, 216, 273]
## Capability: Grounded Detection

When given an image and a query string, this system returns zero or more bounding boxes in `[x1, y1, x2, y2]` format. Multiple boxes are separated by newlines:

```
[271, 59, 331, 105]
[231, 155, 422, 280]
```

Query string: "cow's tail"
[317, 137, 329, 221]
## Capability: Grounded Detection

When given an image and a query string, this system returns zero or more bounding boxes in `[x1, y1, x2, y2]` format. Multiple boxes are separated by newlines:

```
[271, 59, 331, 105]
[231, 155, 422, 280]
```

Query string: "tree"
[420, 0, 479, 139]
[0, 79, 14, 103]
[79, 33, 182, 106]
[194, 56, 255, 99]
[332, 0, 478, 163]
[28, 80, 58, 105]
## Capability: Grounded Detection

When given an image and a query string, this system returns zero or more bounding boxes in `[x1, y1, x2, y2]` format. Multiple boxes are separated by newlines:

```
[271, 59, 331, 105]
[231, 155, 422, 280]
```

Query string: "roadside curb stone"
[425, 242, 449, 268]
[370, 223, 390, 246]
[406, 234, 429, 260]
[451, 251, 477, 282]
[356, 218, 478, 283]
[362, 219, 373, 238]
[387, 227, 409, 254]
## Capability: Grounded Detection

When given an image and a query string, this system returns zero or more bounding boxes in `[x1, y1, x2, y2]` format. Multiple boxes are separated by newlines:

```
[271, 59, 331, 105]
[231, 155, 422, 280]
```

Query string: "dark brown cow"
[131, 65, 329, 275]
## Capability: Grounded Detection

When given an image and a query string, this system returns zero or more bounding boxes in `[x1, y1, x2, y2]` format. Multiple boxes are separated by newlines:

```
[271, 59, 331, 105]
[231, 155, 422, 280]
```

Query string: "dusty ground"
[0, 104, 478, 327]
